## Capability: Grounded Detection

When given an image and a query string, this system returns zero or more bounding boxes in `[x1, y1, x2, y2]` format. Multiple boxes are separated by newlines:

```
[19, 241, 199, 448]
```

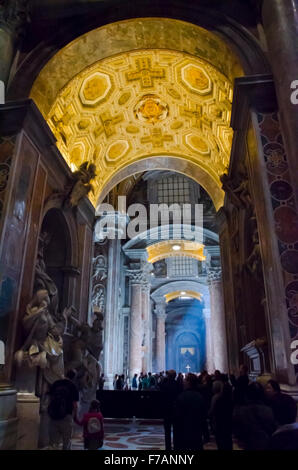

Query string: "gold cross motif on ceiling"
[179, 104, 202, 129]
[179, 104, 213, 131]
[141, 128, 173, 148]
[99, 111, 124, 137]
[126, 58, 166, 88]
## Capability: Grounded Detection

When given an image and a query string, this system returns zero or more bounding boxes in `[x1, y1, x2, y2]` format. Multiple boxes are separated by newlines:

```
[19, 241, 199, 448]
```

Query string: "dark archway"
[41, 208, 72, 313]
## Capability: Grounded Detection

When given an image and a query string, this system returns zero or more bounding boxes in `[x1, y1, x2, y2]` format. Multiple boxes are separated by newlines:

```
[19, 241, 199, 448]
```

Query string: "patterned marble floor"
[71, 418, 239, 450]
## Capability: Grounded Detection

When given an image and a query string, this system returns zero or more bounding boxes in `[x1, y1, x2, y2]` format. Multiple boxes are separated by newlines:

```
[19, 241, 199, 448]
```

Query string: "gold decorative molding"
[146, 240, 206, 264]
[165, 291, 202, 303]
[30, 18, 243, 207]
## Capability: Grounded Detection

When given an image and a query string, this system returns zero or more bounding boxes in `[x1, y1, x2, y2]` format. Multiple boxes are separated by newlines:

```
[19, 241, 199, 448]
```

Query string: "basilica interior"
[0, 0, 298, 450]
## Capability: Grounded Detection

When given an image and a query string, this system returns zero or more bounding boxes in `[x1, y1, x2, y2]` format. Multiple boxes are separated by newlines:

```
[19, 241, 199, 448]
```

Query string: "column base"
[16, 392, 40, 450]
[0, 386, 18, 450]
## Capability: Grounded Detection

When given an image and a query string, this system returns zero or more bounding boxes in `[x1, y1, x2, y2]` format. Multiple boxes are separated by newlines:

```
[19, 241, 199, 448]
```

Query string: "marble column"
[128, 273, 143, 377]
[155, 303, 167, 373]
[103, 238, 122, 389]
[97, 212, 128, 389]
[262, 0, 298, 204]
[141, 281, 152, 373]
[203, 307, 215, 373]
[208, 269, 229, 373]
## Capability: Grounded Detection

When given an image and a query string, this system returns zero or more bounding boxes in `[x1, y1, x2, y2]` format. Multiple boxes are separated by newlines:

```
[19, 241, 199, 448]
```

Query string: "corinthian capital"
[207, 267, 222, 283]
[127, 268, 145, 285]
[127, 260, 153, 286]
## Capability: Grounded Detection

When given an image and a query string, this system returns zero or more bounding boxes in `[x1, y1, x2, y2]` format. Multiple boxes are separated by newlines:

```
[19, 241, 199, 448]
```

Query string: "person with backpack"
[74, 400, 104, 450]
[47, 369, 79, 450]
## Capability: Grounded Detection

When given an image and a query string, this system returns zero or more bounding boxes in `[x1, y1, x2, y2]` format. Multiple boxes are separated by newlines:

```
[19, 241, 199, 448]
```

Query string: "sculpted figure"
[34, 232, 59, 318]
[67, 161, 97, 208]
[86, 311, 104, 361]
[92, 284, 105, 311]
[246, 229, 263, 280]
[220, 173, 251, 209]
[66, 311, 103, 398]
[15, 289, 71, 384]
[92, 255, 107, 282]
[67, 310, 104, 371]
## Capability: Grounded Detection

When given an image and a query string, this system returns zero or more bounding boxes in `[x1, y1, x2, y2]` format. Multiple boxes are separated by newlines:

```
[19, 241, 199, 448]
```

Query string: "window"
[157, 175, 191, 205]
[168, 257, 198, 277]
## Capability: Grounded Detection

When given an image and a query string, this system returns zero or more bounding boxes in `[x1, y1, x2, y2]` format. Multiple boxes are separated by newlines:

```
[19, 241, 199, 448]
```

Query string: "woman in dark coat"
[209, 376, 233, 450]
[173, 374, 206, 450]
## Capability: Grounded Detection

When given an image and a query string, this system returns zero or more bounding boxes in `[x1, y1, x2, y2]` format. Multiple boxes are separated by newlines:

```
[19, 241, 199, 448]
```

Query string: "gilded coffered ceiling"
[30, 19, 243, 208]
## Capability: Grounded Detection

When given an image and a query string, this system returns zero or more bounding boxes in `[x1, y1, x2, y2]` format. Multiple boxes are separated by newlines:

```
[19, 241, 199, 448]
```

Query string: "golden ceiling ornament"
[134, 94, 169, 124]
[30, 19, 243, 208]
[146, 240, 206, 264]
[165, 291, 202, 303]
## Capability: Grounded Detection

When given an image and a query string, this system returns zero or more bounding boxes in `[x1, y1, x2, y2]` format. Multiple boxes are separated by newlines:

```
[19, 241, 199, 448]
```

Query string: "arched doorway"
[166, 302, 206, 373]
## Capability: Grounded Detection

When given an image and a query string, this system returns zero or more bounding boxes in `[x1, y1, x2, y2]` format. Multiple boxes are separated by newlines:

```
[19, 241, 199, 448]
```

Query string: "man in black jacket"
[160, 369, 180, 450]
[48, 369, 79, 450]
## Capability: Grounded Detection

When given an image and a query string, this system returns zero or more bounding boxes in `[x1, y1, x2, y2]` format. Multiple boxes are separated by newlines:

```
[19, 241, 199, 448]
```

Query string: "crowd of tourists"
[45, 366, 297, 450]
[155, 366, 298, 450]
[96, 366, 298, 450]
[112, 371, 181, 391]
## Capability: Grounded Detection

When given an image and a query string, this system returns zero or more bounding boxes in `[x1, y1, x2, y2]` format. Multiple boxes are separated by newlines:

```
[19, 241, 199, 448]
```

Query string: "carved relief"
[91, 241, 108, 314]
[220, 173, 252, 210]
